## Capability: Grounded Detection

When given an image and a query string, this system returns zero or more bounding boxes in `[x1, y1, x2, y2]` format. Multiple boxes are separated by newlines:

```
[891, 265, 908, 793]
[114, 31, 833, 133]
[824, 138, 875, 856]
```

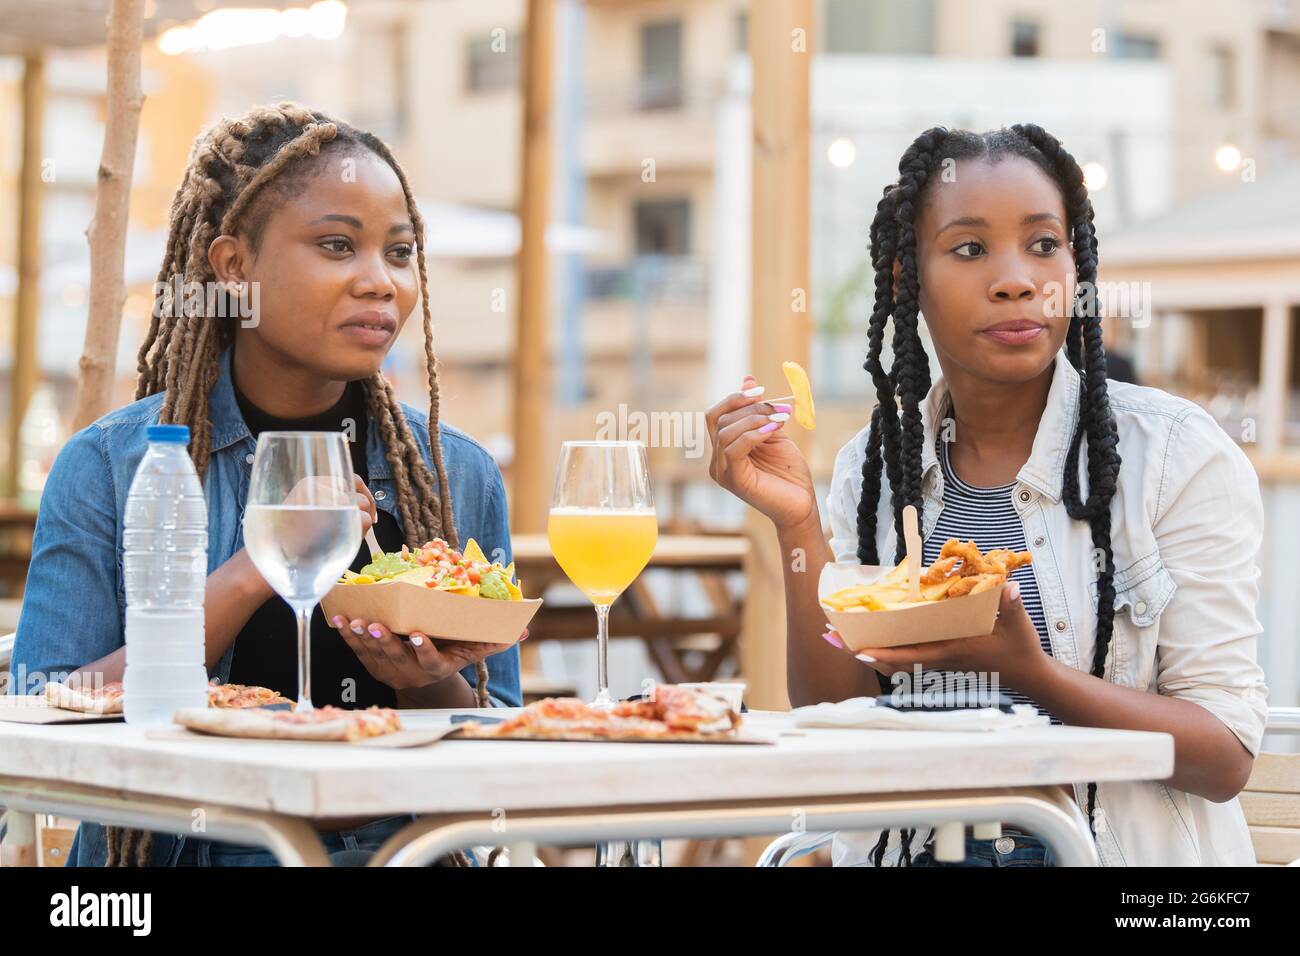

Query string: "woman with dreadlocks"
[14, 103, 521, 866]
[707, 125, 1268, 867]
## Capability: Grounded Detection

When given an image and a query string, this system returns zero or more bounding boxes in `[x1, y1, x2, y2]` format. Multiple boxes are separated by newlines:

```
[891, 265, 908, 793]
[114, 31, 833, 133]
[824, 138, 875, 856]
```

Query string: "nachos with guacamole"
[339, 537, 524, 601]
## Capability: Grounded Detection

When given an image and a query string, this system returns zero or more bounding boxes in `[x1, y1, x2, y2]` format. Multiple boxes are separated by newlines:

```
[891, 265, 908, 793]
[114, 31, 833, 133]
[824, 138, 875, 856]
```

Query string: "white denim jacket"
[824, 349, 1269, 866]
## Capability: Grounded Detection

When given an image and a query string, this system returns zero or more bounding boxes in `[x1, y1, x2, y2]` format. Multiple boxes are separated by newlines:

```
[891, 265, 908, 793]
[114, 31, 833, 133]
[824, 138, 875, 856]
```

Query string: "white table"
[0, 710, 1174, 866]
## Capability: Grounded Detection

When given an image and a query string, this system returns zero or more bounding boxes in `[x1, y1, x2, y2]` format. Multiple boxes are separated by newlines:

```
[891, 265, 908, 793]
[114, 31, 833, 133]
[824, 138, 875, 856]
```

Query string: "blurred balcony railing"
[584, 255, 709, 304]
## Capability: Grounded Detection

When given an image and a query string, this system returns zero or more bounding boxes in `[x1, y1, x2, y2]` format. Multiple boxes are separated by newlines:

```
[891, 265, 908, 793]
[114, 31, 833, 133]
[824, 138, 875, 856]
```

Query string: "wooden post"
[7, 53, 45, 499]
[510, 0, 556, 534]
[741, 0, 812, 714]
[70, 0, 145, 433]
[1259, 298, 1293, 455]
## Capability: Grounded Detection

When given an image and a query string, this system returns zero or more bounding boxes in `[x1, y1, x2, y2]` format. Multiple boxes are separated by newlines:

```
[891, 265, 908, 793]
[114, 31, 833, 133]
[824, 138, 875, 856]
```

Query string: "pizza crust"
[173, 706, 400, 741]
[43, 681, 124, 715]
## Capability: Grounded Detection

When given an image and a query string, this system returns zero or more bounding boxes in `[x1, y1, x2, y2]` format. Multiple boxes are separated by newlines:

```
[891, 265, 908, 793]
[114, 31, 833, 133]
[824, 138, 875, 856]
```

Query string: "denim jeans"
[910, 829, 1055, 867]
[175, 813, 419, 867]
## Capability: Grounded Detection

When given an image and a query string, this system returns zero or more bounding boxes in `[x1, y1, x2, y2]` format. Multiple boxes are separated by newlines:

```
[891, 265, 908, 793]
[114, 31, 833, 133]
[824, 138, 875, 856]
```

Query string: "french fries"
[822, 539, 1030, 612]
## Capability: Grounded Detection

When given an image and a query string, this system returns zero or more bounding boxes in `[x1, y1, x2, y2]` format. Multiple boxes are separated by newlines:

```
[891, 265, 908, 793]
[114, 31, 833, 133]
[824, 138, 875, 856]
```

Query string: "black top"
[229, 378, 408, 708]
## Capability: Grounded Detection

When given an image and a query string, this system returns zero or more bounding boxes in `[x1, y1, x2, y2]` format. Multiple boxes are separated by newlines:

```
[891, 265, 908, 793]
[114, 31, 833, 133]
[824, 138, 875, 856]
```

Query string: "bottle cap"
[146, 424, 191, 444]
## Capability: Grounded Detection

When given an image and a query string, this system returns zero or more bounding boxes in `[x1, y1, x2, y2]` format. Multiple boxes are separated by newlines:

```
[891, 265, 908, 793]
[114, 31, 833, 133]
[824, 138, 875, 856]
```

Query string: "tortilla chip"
[462, 539, 488, 565]
[390, 566, 437, 585]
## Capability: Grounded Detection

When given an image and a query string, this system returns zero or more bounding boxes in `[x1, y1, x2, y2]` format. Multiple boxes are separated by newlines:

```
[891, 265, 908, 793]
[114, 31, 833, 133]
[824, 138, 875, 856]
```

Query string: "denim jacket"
[11, 347, 521, 866]
[825, 349, 1269, 867]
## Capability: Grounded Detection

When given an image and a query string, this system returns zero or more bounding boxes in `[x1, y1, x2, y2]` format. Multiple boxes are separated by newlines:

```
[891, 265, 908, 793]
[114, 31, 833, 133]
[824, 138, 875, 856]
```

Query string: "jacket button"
[1033, 535, 1045, 547]
[374, 490, 386, 501]
[245, 453, 254, 464]
[1018, 490, 1031, 502]
[1134, 601, 1148, 615]
[1054, 620, 1067, 632]
[994, 836, 1015, 854]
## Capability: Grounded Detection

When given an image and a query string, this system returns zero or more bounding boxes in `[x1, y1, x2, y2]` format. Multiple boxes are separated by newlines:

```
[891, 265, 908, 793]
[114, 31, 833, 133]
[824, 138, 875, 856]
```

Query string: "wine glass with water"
[547, 441, 657, 709]
[243, 432, 361, 711]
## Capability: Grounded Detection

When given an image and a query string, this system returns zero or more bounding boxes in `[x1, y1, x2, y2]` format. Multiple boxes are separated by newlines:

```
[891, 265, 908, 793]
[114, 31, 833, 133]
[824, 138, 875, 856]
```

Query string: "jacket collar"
[208, 346, 396, 481]
[920, 348, 1081, 504]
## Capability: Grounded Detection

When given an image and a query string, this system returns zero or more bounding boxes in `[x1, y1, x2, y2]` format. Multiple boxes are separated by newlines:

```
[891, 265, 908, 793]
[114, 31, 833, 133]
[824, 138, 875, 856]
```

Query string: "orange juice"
[547, 508, 658, 605]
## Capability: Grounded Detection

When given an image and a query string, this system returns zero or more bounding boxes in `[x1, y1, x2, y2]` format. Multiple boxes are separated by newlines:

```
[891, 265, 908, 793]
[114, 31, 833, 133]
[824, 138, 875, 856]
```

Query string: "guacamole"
[477, 569, 512, 601]
[360, 552, 421, 580]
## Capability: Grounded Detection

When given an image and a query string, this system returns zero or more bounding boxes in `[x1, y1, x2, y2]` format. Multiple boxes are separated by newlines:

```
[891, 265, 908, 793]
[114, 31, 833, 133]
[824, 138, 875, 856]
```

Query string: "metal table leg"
[0, 776, 331, 867]
[0, 808, 36, 867]
[368, 786, 1099, 868]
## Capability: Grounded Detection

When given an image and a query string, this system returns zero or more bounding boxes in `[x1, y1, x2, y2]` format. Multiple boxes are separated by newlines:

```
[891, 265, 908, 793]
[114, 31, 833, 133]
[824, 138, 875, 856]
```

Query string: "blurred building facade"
[1, 0, 1298, 700]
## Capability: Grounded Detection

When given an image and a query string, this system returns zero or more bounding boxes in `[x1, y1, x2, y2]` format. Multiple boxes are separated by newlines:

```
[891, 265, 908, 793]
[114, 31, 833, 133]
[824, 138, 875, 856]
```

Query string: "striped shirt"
[920, 432, 1061, 724]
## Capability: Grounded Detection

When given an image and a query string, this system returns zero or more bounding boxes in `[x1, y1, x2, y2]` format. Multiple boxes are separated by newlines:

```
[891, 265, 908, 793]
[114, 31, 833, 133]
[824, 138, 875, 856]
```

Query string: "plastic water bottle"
[122, 424, 209, 725]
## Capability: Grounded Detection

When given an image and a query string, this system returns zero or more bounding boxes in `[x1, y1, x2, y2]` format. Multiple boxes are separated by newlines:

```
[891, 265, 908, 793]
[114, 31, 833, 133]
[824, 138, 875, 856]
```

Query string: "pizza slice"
[174, 704, 401, 741]
[458, 684, 742, 741]
[205, 681, 295, 709]
[43, 680, 126, 715]
[627, 684, 739, 735]
[43, 678, 296, 714]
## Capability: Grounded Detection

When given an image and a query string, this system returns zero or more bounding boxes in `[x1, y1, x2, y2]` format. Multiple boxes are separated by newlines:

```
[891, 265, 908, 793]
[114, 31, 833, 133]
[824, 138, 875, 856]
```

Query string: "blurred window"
[640, 20, 683, 109]
[823, 0, 934, 54]
[1011, 19, 1040, 57]
[1113, 31, 1160, 59]
[466, 32, 521, 93]
[1208, 43, 1235, 109]
[634, 199, 692, 256]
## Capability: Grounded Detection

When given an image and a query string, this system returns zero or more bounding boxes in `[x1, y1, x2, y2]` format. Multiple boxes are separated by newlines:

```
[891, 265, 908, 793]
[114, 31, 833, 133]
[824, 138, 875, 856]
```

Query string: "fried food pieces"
[781, 361, 816, 429]
[823, 538, 1031, 612]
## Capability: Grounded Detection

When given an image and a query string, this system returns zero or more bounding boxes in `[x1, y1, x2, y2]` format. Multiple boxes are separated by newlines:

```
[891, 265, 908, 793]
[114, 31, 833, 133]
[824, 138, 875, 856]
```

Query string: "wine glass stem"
[295, 603, 313, 711]
[594, 602, 613, 708]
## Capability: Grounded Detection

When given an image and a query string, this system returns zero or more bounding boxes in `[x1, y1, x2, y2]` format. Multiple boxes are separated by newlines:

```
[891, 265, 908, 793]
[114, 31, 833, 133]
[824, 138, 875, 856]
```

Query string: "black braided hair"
[854, 125, 1122, 865]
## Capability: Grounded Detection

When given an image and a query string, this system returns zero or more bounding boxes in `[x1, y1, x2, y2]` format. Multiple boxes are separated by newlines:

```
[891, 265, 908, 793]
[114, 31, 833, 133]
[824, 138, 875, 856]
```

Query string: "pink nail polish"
[331, 615, 343, 627]
[759, 421, 780, 433]
[773, 403, 792, 413]
[368, 626, 382, 638]
[822, 630, 843, 649]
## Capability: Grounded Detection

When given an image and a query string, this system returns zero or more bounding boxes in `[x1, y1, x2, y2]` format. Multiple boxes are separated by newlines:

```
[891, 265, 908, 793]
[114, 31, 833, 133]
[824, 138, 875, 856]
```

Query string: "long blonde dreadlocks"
[108, 103, 486, 867]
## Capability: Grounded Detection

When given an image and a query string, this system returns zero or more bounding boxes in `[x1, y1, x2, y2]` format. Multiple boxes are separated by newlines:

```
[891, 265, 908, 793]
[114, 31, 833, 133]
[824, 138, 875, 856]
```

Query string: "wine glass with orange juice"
[547, 441, 657, 708]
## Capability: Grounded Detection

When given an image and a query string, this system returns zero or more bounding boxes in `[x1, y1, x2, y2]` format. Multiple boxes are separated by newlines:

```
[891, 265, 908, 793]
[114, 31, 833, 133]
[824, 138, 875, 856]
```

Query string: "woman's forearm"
[1017, 657, 1254, 802]
[70, 548, 274, 686]
[780, 514, 881, 708]
[201, 548, 275, 669]
[395, 672, 478, 709]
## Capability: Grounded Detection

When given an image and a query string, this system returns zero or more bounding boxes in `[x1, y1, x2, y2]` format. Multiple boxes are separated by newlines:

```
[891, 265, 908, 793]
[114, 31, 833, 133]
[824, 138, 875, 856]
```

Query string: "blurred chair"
[0, 628, 77, 867]
[755, 707, 1300, 867]
[1244, 707, 1300, 866]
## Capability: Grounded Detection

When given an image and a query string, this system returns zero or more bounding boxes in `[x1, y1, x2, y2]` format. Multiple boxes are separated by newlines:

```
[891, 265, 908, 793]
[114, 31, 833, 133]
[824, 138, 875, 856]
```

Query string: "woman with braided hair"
[13, 103, 521, 866]
[707, 125, 1268, 867]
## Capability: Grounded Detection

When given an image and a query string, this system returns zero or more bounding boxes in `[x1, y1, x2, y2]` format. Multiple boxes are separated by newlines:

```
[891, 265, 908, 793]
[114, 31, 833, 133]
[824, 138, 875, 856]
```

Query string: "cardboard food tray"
[144, 724, 459, 748]
[0, 696, 124, 725]
[320, 579, 540, 645]
[819, 561, 1005, 652]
